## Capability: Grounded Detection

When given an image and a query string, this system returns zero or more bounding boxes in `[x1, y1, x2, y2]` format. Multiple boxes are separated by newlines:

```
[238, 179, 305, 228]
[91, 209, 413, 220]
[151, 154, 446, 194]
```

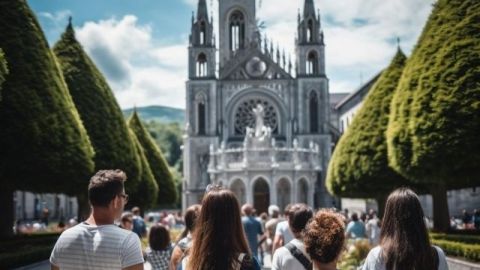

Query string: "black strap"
[285, 243, 312, 270]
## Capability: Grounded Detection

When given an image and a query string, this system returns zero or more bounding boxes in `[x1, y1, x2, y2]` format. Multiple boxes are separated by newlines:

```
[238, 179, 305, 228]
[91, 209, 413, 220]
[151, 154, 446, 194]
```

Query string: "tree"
[386, 0, 480, 231]
[53, 20, 142, 217]
[128, 111, 177, 205]
[326, 49, 412, 216]
[0, 0, 94, 238]
[0, 48, 8, 100]
[127, 129, 159, 211]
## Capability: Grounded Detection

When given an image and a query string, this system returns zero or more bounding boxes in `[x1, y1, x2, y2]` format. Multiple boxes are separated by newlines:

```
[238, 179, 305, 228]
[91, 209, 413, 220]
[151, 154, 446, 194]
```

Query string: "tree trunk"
[0, 188, 14, 239]
[77, 192, 90, 222]
[376, 195, 387, 219]
[430, 182, 450, 232]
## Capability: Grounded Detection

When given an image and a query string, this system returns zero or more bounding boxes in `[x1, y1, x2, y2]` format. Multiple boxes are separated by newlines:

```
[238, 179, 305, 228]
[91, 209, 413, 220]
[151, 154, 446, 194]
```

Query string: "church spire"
[303, 0, 316, 18]
[197, 0, 209, 21]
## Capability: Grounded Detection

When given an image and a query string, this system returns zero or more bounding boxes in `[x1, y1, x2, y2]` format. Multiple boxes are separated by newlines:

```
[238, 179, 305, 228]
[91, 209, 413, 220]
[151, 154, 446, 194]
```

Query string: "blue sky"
[29, 0, 434, 109]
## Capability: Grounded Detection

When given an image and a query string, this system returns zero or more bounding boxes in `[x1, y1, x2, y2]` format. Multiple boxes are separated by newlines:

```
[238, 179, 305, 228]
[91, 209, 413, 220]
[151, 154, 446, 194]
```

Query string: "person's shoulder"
[433, 245, 446, 258]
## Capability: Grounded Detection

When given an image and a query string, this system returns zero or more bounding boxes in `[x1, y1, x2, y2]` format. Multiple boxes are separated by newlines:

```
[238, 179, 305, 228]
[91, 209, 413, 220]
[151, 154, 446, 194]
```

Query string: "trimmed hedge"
[431, 233, 480, 245]
[0, 233, 59, 269]
[431, 239, 480, 262]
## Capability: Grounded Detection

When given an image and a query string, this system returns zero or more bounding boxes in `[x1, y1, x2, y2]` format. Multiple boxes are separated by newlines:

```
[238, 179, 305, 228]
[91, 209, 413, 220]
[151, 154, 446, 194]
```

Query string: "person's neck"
[85, 207, 115, 226]
[314, 260, 337, 270]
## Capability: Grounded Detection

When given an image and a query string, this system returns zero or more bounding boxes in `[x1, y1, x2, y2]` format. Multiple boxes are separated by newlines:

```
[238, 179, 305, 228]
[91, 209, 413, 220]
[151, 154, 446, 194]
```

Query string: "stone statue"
[250, 104, 272, 146]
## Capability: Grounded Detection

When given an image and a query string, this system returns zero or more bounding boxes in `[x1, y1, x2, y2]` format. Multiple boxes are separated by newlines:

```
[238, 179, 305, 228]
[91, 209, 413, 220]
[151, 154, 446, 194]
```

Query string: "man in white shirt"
[272, 204, 294, 253]
[271, 203, 313, 270]
[50, 170, 144, 270]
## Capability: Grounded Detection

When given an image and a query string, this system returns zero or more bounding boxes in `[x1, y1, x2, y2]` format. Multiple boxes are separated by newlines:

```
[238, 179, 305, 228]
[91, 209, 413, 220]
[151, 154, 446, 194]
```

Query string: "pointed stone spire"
[276, 44, 280, 63]
[197, 0, 208, 21]
[191, 11, 195, 25]
[288, 55, 293, 74]
[304, 0, 316, 18]
[270, 40, 274, 56]
[264, 34, 268, 54]
[282, 49, 286, 68]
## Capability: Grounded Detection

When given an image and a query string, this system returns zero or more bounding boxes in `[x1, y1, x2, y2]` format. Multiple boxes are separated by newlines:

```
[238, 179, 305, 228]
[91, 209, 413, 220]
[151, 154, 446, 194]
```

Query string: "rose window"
[234, 98, 278, 135]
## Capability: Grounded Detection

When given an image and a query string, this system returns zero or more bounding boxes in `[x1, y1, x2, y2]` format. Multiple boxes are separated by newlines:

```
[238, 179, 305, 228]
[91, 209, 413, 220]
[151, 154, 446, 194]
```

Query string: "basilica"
[183, 0, 338, 213]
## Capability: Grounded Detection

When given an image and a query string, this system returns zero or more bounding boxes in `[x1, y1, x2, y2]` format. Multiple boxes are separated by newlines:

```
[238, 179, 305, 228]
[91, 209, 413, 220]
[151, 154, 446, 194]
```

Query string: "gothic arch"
[309, 90, 319, 133]
[306, 50, 319, 75]
[297, 178, 309, 204]
[228, 10, 245, 52]
[276, 178, 291, 212]
[230, 178, 246, 205]
[199, 20, 206, 45]
[307, 19, 315, 42]
[252, 177, 270, 214]
[226, 88, 288, 138]
[196, 53, 208, 77]
[195, 92, 207, 135]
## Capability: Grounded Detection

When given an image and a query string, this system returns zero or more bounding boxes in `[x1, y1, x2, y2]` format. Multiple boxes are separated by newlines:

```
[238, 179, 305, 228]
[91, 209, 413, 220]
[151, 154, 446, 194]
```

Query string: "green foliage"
[128, 112, 178, 205]
[127, 129, 159, 210]
[0, 233, 59, 269]
[327, 50, 410, 198]
[145, 121, 183, 168]
[0, 48, 8, 100]
[430, 233, 480, 245]
[0, 0, 94, 194]
[53, 21, 142, 192]
[338, 240, 371, 270]
[431, 239, 480, 262]
[387, 0, 480, 187]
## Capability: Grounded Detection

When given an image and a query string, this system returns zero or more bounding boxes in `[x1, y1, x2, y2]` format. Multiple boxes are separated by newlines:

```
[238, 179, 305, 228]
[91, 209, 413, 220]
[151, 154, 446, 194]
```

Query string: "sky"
[28, 0, 434, 109]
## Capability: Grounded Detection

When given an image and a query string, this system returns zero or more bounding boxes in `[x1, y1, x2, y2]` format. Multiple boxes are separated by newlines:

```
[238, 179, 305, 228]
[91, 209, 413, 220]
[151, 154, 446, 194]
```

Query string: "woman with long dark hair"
[362, 188, 448, 270]
[181, 186, 261, 270]
[169, 204, 201, 270]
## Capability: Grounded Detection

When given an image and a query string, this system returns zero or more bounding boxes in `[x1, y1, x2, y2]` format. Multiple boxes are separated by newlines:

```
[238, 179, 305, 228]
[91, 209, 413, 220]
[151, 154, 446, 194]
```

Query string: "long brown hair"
[177, 204, 201, 242]
[380, 188, 435, 270]
[187, 188, 250, 270]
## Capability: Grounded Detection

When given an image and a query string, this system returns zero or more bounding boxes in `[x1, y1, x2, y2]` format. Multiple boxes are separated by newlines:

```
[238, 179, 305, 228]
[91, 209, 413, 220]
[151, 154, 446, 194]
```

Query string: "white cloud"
[75, 15, 188, 109]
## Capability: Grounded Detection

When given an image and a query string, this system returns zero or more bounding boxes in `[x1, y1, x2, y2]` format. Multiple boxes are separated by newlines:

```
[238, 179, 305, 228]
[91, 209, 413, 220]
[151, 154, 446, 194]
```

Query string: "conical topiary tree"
[387, 0, 480, 231]
[0, 0, 95, 238]
[327, 49, 412, 216]
[127, 128, 159, 211]
[53, 19, 142, 214]
[0, 48, 8, 100]
[128, 111, 177, 205]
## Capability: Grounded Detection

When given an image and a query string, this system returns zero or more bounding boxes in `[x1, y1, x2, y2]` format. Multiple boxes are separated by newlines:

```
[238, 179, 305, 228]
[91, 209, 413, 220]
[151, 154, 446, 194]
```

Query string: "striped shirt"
[50, 222, 144, 269]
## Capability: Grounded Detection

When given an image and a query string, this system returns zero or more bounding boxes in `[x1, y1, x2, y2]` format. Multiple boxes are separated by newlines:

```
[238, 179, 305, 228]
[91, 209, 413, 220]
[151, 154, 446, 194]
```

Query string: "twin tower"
[183, 0, 336, 212]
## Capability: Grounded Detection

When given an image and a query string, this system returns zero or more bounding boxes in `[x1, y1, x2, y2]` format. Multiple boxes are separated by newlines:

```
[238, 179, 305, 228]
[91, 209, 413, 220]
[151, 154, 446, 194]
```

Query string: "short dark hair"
[304, 210, 345, 264]
[288, 203, 313, 234]
[88, 170, 126, 207]
[149, 224, 171, 251]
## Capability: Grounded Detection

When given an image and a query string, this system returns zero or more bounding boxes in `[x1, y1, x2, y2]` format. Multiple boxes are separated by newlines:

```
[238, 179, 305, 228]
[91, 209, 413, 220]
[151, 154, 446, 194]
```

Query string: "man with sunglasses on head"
[50, 170, 144, 270]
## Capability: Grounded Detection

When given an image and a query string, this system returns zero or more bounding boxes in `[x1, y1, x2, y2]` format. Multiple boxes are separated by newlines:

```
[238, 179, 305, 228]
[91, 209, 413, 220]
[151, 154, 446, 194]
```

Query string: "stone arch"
[196, 53, 208, 77]
[276, 178, 291, 213]
[309, 91, 319, 133]
[306, 50, 319, 75]
[226, 88, 288, 138]
[229, 10, 245, 51]
[195, 92, 207, 135]
[252, 177, 270, 214]
[230, 178, 246, 205]
[297, 178, 309, 204]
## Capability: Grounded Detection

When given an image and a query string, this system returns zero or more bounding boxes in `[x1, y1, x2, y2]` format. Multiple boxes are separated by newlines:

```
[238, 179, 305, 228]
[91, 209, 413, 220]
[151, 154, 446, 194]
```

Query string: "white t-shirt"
[362, 246, 448, 270]
[50, 223, 144, 270]
[365, 218, 381, 246]
[275, 220, 294, 245]
[271, 239, 310, 270]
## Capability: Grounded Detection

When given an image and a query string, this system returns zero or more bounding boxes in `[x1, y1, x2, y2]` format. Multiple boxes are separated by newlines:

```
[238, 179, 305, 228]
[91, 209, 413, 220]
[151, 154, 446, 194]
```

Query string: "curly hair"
[304, 210, 345, 264]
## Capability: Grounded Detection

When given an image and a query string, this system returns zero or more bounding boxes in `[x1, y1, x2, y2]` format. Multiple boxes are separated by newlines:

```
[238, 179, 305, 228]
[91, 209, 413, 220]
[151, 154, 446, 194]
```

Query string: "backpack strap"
[285, 243, 312, 270]
[234, 253, 246, 270]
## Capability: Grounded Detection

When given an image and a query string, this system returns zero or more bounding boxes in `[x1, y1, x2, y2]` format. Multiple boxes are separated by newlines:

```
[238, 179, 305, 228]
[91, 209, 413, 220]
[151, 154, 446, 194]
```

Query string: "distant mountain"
[123, 105, 185, 124]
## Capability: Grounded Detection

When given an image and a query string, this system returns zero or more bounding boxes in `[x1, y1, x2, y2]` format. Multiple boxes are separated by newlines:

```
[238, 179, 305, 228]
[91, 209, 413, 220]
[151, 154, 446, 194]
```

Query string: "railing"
[208, 145, 321, 172]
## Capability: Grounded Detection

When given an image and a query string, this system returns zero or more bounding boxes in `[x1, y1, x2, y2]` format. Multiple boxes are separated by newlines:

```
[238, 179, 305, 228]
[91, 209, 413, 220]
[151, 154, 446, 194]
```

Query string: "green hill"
[123, 105, 185, 124]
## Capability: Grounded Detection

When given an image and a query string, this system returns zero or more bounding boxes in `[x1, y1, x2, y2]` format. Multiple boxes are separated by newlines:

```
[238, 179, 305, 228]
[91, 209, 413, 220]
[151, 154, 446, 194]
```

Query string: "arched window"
[309, 91, 319, 133]
[306, 51, 318, 75]
[196, 94, 206, 135]
[307, 19, 314, 42]
[196, 53, 208, 77]
[229, 11, 245, 52]
[199, 21, 206, 45]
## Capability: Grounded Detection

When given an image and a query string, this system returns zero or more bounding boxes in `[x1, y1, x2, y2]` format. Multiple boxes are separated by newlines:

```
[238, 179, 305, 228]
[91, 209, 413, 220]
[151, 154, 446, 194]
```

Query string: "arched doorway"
[253, 178, 270, 214]
[277, 178, 291, 212]
[298, 178, 309, 204]
[230, 179, 246, 205]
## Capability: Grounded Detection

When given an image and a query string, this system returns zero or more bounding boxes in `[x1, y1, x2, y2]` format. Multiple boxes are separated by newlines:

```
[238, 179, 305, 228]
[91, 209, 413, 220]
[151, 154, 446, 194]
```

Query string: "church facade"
[183, 0, 337, 213]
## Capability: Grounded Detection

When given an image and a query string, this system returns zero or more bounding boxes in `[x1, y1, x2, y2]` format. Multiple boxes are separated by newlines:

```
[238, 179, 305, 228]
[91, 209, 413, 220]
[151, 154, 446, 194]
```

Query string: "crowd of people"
[49, 169, 450, 270]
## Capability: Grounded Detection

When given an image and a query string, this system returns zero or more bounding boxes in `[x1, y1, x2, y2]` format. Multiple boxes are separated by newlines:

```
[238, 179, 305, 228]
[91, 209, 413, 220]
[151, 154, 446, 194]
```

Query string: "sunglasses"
[205, 184, 223, 193]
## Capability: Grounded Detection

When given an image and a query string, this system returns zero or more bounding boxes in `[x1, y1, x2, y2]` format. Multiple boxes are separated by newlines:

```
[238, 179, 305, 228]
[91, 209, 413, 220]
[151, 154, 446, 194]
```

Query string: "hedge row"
[431, 233, 480, 245]
[431, 239, 480, 262]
